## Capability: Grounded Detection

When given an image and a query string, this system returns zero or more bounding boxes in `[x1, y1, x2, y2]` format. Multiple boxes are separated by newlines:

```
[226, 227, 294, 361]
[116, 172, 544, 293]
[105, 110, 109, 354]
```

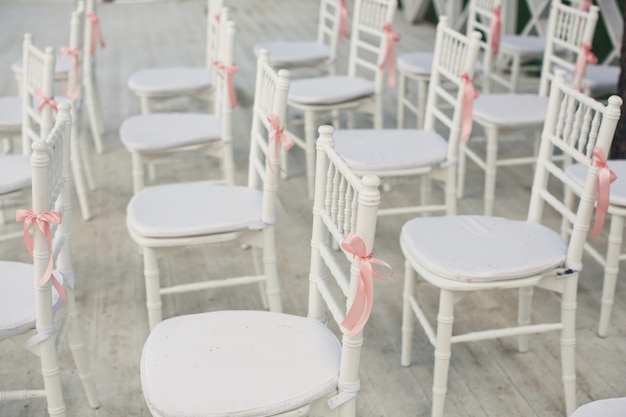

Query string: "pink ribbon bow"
[459, 71, 478, 142]
[60, 46, 81, 101]
[267, 114, 294, 172]
[574, 42, 597, 90]
[214, 61, 239, 109]
[338, 0, 349, 39]
[340, 233, 393, 336]
[87, 12, 106, 55]
[581, 0, 593, 11]
[379, 23, 400, 88]
[16, 209, 66, 302]
[590, 148, 617, 237]
[214, 12, 221, 23]
[34, 88, 58, 113]
[490, 5, 502, 56]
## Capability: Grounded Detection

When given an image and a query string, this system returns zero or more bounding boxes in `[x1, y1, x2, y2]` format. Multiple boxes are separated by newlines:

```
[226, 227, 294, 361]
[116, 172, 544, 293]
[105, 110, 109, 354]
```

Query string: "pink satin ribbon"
[16, 209, 66, 302]
[60, 46, 80, 101]
[87, 12, 106, 55]
[34, 88, 58, 113]
[214, 61, 239, 109]
[214, 12, 221, 23]
[340, 233, 393, 336]
[267, 114, 294, 172]
[338, 0, 349, 39]
[574, 42, 597, 90]
[459, 71, 478, 142]
[379, 23, 400, 88]
[490, 5, 502, 56]
[590, 148, 617, 237]
[581, 0, 593, 11]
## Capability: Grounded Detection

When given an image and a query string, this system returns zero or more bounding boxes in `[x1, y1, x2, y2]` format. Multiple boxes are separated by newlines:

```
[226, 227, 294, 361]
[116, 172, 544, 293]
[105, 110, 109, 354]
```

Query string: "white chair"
[127, 0, 223, 115]
[253, 0, 346, 75]
[400, 70, 621, 417]
[120, 14, 237, 194]
[571, 397, 626, 416]
[0, 34, 57, 241]
[458, 0, 600, 216]
[140, 124, 389, 417]
[334, 17, 482, 217]
[286, 0, 397, 199]
[126, 50, 290, 330]
[0, 103, 99, 417]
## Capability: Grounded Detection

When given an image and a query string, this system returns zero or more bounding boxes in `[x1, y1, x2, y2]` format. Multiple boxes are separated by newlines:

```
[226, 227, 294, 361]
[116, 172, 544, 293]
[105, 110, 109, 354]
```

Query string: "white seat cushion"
[0, 154, 31, 195]
[254, 41, 330, 66]
[288, 76, 375, 105]
[119, 113, 222, 152]
[401, 215, 568, 282]
[584, 64, 620, 92]
[499, 34, 547, 55]
[571, 398, 626, 417]
[473, 94, 548, 127]
[397, 51, 433, 75]
[141, 310, 341, 417]
[334, 129, 448, 172]
[0, 261, 64, 340]
[127, 183, 265, 238]
[0, 95, 22, 128]
[127, 67, 213, 96]
[566, 160, 626, 206]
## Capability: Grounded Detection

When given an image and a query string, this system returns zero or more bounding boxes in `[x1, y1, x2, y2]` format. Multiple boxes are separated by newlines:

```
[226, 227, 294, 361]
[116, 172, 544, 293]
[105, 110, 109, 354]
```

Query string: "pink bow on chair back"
[60, 46, 81, 102]
[214, 61, 239, 109]
[490, 5, 502, 56]
[379, 23, 400, 88]
[34, 88, 58, 113]
[459, 71, 479, 142]
[573, 42, 597, 91]
[340, 233, 393, 336]
[581, 0, 593, 11]
[267, 114, 294, 173]
[87, 12, 106, 55]
[338, 0, 349, 39]
[590, 148, 617, 237]
[16, 209, 66, 302]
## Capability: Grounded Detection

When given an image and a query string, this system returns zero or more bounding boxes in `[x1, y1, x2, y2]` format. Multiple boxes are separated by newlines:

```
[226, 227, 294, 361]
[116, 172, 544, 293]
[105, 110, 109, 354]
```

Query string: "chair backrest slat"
[317, 0, 343, 64]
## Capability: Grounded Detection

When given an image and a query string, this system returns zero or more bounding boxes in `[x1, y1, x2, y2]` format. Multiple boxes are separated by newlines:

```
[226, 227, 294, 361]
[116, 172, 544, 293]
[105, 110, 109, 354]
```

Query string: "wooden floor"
[1, 1, 625, 416]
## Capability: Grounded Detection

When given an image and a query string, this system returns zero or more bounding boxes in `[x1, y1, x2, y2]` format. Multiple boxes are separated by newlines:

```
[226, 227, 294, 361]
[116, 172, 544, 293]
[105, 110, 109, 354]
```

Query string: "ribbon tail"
[591, 168, 612, 237]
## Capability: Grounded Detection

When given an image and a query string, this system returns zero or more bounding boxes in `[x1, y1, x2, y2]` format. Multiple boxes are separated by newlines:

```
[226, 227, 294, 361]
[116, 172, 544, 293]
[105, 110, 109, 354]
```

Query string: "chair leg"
[305, 110, 317, 200]
[221, 142, 236, 186]
[598, 213, 623, 337]
[509, 54, 522, 93]
[420, 175, 431, 215]
[90, 69, 105, 135]
[401, 260, 416, 367]
[65, 286, 100, 408]
[39, 336, 67, 417]
[483, 126, 499, 216]
[432, 289, 455, 417]
[262, 227, 282, 313]
[444, 165, 457, 216]
[139, 96, 152, 115]
[397, 71, 407, 128]
[457, 141, 468, 199]
[77, 119, 97, 191]
[143, 247, 163, 330]
[416, 79, 428, 130]
[84, 76, 104, 154]
[517, 286, 534, 353]
[131, 153, 146, 194]
[561, 275, 578, 416]
[70, 122, 92, 221]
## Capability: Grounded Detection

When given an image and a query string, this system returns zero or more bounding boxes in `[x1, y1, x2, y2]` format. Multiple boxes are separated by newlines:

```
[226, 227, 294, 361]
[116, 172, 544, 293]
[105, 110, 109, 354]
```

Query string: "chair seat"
[584, 64, 620, 91]
[566, 160, 626, 207]
[119, 113, 221, 152]
[397, 51, 433, 75]
[253, 41, 330, 66]
[500, 34, 546, 55]
[127, 67, 213, 96]
[401, 215, 568, 282]
[0, 95, 22, 128]
[0, 261, 64, 340]
[127, 183, 265, 238]
[334, 129, 448, 172]
[11, 52, 72, 77]
[141, 310, 341, 417]
[288, 75, 375, 105]
[571, 398, 626, 417]
[0, 154, 31, 195]
[473, 94, 548, 127]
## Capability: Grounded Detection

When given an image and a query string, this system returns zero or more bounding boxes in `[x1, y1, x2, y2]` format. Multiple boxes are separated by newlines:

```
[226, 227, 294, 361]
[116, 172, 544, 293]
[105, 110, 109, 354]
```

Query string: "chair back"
[528, 70, 621, 273]
[347, 0, 396, 93]
[317, 0, 345, 67]
[538, 0, 599, 96]
[212, 10, 235, 116]
[247, 49, 291, 225]
[308, 124, 382, 414]
[424, 17, 482, 165]
[83, 0, 104, 77]
[64, 1, 85, 105]
[30, 103, 73, 350]
[206, 0, 225, 70]
[20, 34, 56, 156]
